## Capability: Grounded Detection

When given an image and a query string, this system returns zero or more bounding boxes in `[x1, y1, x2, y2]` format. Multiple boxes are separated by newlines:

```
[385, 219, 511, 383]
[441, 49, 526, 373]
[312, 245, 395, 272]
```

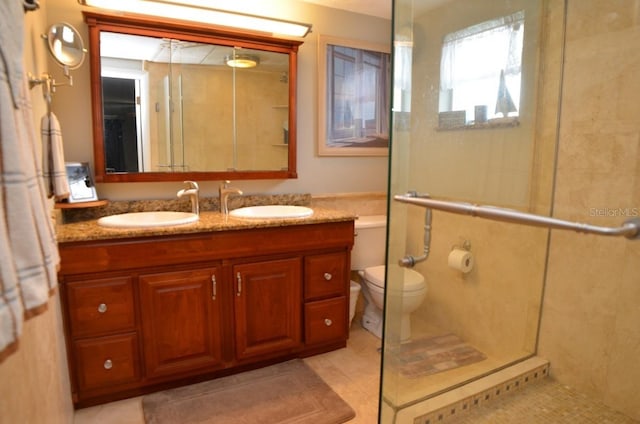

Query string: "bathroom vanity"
[56, 210, 354, 407]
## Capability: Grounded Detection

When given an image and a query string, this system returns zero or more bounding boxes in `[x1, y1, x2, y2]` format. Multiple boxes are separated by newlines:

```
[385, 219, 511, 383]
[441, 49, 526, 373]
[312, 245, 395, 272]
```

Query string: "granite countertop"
[56, 207, 357, 243]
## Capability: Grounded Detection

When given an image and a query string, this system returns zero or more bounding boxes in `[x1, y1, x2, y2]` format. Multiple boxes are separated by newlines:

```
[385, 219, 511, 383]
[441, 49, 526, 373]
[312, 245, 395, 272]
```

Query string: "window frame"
[317, 35, 391, 156]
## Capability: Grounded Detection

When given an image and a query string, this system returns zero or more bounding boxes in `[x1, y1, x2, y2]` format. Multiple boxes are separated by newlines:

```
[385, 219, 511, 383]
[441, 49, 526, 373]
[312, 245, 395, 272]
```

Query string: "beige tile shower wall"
[181, 65, 290, 171]
[538, 1, 640, 420]
[235, 69, 290, 170]
[311, 192, 387, 216]
[528, 0, 566, 216]
[398, 0, 564, 364]
[409, 0, 544, 210]
[146, 63, 288, 172]
[407, 209, 549, 359]
[179, 64, 234, 171]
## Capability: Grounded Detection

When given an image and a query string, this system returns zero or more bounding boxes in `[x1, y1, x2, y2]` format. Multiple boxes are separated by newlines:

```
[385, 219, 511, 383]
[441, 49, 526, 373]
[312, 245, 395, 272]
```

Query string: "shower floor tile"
[453, 377, 638, 423]
[383, 347, 532, 408]
[384, 315, 535, 408]
[386, 333, 486, 378]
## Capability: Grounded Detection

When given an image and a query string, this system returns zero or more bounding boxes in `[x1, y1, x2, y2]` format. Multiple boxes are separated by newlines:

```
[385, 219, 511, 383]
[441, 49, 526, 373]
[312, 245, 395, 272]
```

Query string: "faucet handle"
[221, 180, 231, 189]
[184, 180, 199, 190]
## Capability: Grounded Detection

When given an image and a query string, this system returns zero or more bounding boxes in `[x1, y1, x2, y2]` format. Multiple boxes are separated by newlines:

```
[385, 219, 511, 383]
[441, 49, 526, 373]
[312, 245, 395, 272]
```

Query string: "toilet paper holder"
[452, 239, 472, 252]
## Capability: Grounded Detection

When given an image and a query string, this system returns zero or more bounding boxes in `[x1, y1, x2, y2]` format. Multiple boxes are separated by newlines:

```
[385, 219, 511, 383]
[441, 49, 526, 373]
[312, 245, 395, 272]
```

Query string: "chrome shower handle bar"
[394, 193, 640, 240]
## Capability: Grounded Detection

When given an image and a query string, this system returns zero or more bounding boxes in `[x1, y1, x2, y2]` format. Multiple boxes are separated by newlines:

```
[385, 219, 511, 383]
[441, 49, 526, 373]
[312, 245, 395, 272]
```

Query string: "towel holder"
[28, 73, 54, 110]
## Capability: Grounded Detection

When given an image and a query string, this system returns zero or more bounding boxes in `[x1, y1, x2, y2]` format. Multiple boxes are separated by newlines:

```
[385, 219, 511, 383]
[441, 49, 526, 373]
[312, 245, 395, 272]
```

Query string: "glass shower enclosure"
[381, 0, 565, 420]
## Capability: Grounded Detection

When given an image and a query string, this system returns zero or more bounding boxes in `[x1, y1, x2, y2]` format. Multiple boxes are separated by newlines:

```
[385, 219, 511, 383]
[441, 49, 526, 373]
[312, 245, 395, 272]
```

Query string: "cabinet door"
[234, 258, 302, 361]
[139, 267, 223, 379]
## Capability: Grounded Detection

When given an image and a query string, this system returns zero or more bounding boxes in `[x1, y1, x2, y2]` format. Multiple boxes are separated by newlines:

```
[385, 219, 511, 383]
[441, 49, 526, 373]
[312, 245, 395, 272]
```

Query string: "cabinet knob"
[103, 359, 113, 370]
[97, 303, 108, 313]
[323, 273, 332, 281]
[324, 318, 333, 327]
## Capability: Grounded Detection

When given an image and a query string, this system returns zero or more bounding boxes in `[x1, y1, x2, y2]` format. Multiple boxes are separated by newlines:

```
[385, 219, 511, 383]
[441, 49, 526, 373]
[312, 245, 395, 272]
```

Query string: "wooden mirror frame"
[84, 11, 302, 183]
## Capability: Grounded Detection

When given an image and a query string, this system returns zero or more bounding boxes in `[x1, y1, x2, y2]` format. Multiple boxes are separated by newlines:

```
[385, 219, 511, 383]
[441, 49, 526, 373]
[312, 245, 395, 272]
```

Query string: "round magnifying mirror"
[46, 23, 86, 70]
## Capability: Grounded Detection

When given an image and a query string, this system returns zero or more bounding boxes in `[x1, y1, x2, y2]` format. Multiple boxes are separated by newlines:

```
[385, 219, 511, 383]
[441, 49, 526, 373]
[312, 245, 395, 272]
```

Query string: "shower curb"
[394, 357, 550, 424]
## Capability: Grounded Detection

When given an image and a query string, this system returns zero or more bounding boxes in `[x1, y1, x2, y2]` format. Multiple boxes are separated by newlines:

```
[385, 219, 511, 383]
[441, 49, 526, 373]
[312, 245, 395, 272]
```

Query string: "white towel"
[0, 0, 60, 361]
[41, 112, 70, 201]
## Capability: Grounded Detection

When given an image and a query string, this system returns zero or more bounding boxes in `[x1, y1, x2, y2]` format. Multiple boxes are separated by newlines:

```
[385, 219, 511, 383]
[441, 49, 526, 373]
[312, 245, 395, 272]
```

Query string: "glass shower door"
[382, 0, 565, 419]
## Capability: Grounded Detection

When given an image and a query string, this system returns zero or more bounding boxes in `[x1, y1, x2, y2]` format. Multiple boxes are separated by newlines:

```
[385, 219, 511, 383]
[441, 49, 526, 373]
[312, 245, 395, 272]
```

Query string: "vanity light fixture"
[77, 0, 312, 38]
[225, 53, 259, 68]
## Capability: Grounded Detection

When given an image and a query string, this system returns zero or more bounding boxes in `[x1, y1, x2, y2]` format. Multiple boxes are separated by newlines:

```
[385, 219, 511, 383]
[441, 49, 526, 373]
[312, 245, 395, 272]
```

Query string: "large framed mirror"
[84, 11, 302, 183]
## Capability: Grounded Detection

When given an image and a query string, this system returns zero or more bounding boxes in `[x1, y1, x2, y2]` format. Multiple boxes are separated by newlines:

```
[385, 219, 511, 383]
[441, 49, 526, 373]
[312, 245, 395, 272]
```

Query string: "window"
[318, 35, 390, 156]
[439, 11, 524, 126]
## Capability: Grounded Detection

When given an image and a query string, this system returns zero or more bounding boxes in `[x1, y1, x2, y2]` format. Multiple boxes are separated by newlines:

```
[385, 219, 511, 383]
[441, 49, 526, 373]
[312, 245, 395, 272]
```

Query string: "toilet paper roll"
[448, 248, 474, 273]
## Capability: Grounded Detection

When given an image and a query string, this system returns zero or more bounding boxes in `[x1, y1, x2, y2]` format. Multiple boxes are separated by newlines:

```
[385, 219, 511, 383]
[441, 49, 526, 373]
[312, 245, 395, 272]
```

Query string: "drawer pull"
[103, 359, 113, 370]
[323, 273, 332, 281]
[97, 303, 108, 314]
[236, 272, 242, 296]
[324, 318, 333, 327]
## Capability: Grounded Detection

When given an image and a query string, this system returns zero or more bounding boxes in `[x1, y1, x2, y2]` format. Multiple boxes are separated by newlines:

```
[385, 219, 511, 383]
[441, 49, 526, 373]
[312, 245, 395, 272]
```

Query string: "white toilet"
[352, 215, 427, 342]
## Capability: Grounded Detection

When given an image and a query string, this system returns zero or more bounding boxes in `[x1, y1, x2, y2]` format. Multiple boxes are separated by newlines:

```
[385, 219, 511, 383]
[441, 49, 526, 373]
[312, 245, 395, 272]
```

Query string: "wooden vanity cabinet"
[58, 220, 354, 407]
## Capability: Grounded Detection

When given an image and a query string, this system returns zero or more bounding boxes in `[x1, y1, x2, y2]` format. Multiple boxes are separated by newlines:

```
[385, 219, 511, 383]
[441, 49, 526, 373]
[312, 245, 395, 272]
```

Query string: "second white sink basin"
[97, 211, 199, 228]
[229, 205, 313, 219]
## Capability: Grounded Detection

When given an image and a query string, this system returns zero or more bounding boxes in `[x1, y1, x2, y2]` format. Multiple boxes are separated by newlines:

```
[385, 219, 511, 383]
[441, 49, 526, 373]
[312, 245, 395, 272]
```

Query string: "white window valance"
[439, 11, 525, 122]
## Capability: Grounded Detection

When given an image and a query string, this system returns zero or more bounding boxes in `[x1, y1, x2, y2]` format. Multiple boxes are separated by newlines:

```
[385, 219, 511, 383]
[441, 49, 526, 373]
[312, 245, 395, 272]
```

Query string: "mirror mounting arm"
[29, 23, 86, 108]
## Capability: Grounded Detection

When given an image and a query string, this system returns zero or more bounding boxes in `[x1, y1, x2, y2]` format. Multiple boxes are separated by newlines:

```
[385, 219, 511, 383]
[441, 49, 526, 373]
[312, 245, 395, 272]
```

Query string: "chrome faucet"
[177, 180, 199, 215]
[219, 180, 243, 215]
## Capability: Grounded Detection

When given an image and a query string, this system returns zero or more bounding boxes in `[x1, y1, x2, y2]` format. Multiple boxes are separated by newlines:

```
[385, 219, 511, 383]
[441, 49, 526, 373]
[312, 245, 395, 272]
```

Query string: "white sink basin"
[229, 205, 313, 219]
[97, 211, 199, 228]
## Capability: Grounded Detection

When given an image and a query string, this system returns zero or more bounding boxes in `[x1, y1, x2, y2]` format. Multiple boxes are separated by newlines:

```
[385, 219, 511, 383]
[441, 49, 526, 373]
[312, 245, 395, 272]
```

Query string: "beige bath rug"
[387, 333, 486, 378]
[142, 359, 355, 424]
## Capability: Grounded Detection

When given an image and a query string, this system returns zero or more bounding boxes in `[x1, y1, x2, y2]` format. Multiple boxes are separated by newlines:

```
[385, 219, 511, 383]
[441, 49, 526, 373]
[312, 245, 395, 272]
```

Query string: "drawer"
[73, 333, 141, 392]
[66, 276, 135, 337]
[304, 252, 347, 300]
[305, 297, 347, 345]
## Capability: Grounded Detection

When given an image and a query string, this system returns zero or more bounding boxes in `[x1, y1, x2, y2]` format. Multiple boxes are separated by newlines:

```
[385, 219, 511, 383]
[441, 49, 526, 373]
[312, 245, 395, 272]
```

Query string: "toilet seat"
[363, 265, 425, 292]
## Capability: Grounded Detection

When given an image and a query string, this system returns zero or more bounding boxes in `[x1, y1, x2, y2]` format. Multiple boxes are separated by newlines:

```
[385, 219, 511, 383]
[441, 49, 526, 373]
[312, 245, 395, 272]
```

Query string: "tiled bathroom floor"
[73, 323, 382, 424]
[73, 322, 638, 424]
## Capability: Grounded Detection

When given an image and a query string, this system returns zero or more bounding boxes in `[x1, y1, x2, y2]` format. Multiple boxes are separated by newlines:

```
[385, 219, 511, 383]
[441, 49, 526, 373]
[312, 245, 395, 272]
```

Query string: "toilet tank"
[351, 215, 387, 270]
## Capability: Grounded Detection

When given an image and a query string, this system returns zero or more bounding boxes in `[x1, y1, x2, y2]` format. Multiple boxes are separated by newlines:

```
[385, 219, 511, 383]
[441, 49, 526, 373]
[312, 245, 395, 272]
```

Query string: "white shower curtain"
[0, 0, 60, 361]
